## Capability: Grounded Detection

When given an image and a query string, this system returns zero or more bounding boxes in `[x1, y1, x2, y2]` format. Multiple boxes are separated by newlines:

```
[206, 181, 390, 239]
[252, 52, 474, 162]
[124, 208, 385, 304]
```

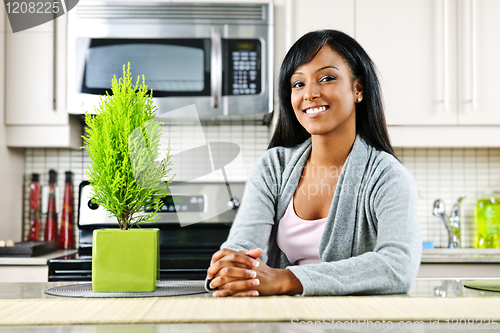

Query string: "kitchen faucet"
[432, 195, 466, 249]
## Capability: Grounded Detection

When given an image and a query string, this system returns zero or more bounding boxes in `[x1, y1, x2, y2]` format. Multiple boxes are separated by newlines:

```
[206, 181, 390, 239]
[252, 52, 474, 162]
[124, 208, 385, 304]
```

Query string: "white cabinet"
[289, 0, 354, 44]
[457, 0, 500, 125]
[0, 265, 49, 283]
[356, 0, 500, 127]
[418, 264, 500, 278]
[4, 15, 81, 149]
[5, 22, 59, 125]
[285, 0, 500, 146]
[0, 250, 76, 282]
[356, 0, 457, 126]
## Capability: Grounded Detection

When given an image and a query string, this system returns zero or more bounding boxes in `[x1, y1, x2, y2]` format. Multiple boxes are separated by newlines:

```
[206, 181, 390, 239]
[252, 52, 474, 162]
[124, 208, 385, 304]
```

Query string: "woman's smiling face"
[290, 45, 363, 137]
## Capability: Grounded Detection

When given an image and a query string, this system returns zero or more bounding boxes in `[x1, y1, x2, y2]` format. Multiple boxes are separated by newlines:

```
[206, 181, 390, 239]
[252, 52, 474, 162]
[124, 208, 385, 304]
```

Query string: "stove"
[48, 182, 244, 281]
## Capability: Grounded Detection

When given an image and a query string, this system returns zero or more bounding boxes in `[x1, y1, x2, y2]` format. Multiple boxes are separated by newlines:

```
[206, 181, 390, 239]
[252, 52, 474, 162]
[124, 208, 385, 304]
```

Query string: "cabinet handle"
[52, 12, 57, 111]
[471, 0, 477, 110]
[211, 26, 222, 109]
[443, 0, 449, 111]
[285, 0, 292, 50]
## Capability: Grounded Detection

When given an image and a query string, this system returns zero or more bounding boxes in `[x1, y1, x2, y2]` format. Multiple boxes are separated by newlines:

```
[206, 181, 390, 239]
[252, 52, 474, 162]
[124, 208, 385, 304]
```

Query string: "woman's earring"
[356, 97, 362, 103]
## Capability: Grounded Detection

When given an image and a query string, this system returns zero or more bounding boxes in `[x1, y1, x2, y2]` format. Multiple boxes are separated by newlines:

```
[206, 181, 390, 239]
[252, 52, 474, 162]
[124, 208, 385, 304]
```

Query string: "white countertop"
[0, 249, 77, 266]
[421, 248, 500, 263]
[3, 248, 500, 266]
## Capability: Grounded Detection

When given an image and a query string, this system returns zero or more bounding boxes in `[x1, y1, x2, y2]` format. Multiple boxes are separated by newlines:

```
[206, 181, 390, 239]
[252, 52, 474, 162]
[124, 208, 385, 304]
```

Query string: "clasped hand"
[206, 248, 285, 297]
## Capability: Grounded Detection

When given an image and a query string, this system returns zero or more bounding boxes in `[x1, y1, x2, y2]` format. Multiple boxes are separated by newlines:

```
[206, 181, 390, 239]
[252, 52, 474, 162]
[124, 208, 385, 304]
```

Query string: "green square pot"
[92, 228, 159, 292]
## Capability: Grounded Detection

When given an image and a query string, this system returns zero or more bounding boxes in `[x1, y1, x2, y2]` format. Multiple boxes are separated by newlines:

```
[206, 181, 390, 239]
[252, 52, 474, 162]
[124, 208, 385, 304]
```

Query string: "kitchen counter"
[1, 278, 499, 299]
[1, 279, 498, 299]
[0, 279, 499, 332]
[3, 248, 495, 264]
[3, 248, 498, 281]
[422, 249, 500, 263]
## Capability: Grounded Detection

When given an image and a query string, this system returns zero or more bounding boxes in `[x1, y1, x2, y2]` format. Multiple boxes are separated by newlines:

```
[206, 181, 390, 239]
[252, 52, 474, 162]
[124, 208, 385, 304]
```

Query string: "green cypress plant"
[82, 63, 173, 230]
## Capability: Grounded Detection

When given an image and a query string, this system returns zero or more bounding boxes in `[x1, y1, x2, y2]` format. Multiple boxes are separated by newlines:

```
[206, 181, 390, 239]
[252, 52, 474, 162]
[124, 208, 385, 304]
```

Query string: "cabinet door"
[356, 0, 458, 125]
[5, 21, 67, 125]
[458, 0, 500, 125]
[290, 0, 354, 43]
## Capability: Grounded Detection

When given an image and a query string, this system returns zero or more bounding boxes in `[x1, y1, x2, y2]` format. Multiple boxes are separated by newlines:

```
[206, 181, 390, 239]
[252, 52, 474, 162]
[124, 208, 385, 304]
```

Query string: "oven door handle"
[211, 26, 222, 109]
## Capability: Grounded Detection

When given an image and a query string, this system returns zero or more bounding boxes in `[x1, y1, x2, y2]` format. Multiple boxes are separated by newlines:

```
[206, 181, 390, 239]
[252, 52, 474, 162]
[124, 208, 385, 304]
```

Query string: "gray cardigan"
[212, 135, 421, 296]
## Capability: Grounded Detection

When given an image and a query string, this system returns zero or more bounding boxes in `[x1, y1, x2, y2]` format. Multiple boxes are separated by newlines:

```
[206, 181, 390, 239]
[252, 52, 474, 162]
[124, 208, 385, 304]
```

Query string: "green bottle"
[475, 189, 500, 248]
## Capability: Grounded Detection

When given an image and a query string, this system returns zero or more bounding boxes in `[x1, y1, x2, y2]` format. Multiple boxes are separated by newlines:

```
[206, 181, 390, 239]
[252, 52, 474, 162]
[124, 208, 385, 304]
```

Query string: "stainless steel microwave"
[67, 1, 273, 122]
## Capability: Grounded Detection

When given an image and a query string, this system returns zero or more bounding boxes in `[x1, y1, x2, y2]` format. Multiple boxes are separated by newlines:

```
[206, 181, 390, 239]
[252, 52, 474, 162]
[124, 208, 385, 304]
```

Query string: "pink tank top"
[276, 196, 327, 265]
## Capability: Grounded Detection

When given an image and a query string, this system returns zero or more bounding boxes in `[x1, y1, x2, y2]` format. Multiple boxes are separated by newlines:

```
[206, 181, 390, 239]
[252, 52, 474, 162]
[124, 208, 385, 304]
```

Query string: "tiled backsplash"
[23, 127, 500, 249]
[22, 121, 271, 243]
[393, 147, 500, 248]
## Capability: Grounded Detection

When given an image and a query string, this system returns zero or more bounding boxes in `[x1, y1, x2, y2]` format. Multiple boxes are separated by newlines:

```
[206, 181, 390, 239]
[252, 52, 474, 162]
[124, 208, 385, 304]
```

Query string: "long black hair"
[268, 29, 395, 158]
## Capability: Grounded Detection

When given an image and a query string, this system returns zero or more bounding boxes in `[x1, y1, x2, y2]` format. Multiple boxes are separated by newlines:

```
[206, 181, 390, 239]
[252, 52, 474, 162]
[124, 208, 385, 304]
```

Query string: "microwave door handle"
[211, 26, 222, 108]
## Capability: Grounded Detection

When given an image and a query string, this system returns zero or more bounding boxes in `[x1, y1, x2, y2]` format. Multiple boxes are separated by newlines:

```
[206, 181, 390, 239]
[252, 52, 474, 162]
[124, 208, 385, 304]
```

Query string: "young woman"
[206, 30, 421, 297]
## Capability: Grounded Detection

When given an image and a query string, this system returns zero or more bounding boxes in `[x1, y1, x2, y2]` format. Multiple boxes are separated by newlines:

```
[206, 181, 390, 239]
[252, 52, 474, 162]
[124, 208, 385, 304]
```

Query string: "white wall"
[0, 7, 25, 241]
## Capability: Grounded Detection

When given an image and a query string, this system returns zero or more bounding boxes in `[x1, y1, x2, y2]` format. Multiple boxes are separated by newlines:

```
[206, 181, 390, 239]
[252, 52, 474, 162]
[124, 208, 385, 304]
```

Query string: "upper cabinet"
[356, 0, 500, 127]
[289, 0, 354, 43]
[356, 0, 457, 126]
[284, 0, 500, 146]
[457, 0, 500, 125]
[4, 14, 81, 148]
[5, 20, 60, 125]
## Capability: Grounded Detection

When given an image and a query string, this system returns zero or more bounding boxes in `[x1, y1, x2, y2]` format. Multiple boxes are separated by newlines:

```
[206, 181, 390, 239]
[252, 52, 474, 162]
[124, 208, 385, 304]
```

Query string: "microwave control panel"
[228, 40, 261, 96]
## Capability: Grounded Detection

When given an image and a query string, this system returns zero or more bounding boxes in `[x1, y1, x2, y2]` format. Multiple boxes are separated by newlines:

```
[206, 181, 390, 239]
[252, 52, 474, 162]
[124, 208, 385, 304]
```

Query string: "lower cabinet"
[418, 263, 500, 278]
[0, 265, 49, 283]
[0, 250, 76, 282]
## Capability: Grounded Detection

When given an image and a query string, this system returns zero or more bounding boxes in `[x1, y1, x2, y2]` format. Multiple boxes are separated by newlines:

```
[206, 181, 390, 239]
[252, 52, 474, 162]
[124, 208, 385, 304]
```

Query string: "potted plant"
[82, 63, 173, 292]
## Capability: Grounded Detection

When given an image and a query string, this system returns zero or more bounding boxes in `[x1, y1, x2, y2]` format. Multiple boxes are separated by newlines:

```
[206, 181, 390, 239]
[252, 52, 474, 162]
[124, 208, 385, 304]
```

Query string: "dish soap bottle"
[475, 189, 500, 248]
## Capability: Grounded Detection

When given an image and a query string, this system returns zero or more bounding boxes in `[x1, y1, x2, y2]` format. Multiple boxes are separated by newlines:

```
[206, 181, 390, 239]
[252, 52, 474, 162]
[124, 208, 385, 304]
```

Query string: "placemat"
[1, 297, 500, 326]
[464, 280, 500, 293]
[44, 281, 207, 298]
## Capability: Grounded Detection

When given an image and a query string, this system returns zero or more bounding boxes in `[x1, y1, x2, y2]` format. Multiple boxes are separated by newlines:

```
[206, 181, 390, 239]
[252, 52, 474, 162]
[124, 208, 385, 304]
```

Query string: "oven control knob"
[88, 199, 99, 210]
[227, 198, 240, 210]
